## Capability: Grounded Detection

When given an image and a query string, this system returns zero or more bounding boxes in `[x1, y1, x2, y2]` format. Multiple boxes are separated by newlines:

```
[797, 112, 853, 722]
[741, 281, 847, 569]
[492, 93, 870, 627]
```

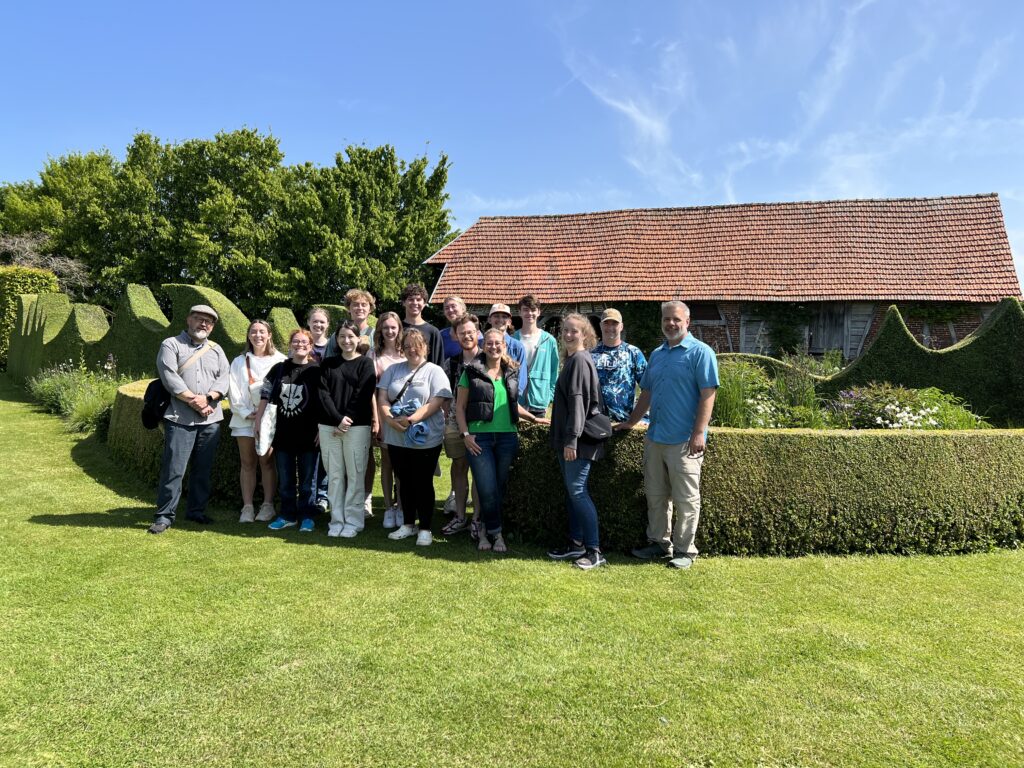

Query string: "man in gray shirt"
[149, 304, 231, 534]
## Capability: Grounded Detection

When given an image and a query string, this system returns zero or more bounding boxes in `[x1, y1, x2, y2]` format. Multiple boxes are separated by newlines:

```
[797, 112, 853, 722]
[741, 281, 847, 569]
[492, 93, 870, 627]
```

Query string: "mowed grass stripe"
[1, 375, 1022, 767]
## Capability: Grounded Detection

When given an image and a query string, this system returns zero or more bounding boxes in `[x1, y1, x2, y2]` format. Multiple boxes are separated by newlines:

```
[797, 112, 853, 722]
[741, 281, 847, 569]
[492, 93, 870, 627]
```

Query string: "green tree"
[0, 129, 452, 316]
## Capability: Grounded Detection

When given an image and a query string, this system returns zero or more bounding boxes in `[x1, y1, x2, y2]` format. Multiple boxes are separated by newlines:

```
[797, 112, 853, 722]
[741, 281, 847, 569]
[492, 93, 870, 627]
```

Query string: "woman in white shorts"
[228, 319, 286, 523]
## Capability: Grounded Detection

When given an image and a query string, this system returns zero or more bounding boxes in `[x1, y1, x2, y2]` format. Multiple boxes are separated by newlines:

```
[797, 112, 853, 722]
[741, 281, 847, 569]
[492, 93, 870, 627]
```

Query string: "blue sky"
[2, 0, 1023, 280]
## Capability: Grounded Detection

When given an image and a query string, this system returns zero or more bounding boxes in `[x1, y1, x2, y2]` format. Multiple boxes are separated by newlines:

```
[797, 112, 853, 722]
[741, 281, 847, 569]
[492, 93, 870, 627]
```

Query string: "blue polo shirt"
[640, 334, 719, 445]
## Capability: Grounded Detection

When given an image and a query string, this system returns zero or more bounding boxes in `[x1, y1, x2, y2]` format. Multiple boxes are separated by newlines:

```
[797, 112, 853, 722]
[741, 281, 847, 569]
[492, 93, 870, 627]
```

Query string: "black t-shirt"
[402, 320, 445, 367]
[267, 360, 321, 452]
[318, 355, 377, 427]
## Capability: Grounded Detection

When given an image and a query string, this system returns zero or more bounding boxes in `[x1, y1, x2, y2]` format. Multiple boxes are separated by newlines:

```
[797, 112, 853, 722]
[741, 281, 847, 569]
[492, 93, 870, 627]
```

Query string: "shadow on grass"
[34, 411, 642, 567]
[28, 500, 642, 566]
[70, 431, 154, 503]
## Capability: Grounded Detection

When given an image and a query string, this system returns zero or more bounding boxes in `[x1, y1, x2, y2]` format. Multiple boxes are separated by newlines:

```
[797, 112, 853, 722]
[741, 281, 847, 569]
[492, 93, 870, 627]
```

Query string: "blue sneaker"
[268, 516, 296, 531]
[299, 518, 315, 533]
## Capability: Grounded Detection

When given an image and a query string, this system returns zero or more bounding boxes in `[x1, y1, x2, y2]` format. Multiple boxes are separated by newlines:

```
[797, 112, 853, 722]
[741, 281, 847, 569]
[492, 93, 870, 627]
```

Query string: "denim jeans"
[315, 454, 329, 505]
[275, 448, 320, 522]
[155, 421, 222, 524]
[465, 431, 519, 534]
[557, 454, 600, 549]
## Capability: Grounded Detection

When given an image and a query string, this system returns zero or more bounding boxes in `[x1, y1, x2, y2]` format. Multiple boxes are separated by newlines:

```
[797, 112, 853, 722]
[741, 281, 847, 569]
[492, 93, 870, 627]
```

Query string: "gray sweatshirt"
[157, 331, 231, 426]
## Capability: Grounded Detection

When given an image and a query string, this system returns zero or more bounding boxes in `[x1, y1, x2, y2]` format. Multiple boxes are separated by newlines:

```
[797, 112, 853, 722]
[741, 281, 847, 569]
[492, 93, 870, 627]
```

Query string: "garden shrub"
[0, 265, 58, 370]
[714, 359, 780, 428]
[827, 384, 991, 430]
[27, 359, 131, 434]
[505, 425, 1024, 556]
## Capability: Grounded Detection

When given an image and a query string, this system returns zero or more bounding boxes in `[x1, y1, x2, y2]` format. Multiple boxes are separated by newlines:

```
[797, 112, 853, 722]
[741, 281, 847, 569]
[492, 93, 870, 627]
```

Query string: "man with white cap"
[148, 304, 231, 534]
[487, 303, 528, 395]
[590, 308, 648, 422]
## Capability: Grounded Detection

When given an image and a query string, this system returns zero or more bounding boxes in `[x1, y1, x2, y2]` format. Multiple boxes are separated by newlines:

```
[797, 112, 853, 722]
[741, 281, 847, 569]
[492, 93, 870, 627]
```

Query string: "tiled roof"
[427, 194, 1020, 304]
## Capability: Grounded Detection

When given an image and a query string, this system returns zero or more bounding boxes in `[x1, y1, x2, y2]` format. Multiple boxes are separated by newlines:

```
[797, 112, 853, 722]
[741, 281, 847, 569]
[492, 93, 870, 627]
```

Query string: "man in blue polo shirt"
[615, 301, 718, 569]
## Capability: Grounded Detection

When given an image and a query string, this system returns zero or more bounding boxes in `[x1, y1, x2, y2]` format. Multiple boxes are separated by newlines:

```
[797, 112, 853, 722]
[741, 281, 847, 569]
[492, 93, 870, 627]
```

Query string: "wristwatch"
[462, 431, 471, 438]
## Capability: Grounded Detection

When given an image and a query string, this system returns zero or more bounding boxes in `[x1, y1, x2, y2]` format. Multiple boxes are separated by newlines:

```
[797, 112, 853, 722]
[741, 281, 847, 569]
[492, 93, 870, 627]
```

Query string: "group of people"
[147, 287, 719, 571]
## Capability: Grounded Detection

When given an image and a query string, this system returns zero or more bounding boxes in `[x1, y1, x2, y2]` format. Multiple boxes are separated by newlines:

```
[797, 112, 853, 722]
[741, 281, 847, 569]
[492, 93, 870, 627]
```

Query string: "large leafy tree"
[0, 129, 452, 316]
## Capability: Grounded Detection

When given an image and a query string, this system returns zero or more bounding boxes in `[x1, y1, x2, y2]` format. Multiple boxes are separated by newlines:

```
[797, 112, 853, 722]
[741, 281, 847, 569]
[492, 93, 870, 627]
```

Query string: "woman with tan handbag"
[227, 320, 286, 523]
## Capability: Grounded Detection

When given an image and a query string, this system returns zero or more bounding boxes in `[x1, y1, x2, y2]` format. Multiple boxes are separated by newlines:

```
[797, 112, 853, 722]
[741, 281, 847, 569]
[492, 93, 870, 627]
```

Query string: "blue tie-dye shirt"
[590, 342, 648, 421]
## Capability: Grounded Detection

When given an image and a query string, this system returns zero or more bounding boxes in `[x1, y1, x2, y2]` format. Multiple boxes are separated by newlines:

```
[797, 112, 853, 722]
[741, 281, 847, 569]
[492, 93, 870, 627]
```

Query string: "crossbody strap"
[179, 340, 218, 374]
[391, 362, 427, 405]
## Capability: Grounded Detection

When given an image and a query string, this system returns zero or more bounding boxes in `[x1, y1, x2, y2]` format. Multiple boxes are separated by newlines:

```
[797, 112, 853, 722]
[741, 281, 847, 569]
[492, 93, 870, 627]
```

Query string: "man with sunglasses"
[149, 304, 231, 534]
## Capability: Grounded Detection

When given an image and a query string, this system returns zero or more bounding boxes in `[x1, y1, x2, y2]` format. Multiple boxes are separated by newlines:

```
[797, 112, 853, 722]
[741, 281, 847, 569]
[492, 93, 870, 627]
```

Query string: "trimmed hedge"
[0, 266, 58, 370]
[506, 425, 1024, 556]
[818, 300, 1024, 425]
[108, 380, 243, 503]
[108, 384, 1024, 556]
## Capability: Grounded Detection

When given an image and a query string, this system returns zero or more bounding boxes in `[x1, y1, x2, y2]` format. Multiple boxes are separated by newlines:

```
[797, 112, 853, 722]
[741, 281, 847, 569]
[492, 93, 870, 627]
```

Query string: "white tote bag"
[255, 403, 277, 457]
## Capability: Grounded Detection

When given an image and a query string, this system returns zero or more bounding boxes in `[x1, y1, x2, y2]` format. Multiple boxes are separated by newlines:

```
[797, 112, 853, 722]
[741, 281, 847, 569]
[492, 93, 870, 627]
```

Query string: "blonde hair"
[400, 327, 427, 356]
[482, 327, 517, 371]
[560, 313, 597, 359]
[345, 289, 376, 311]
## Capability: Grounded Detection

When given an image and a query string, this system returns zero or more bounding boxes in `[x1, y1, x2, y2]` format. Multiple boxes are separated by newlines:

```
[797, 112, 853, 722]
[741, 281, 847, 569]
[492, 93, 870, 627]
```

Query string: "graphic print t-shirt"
[268, 360, 321, 451]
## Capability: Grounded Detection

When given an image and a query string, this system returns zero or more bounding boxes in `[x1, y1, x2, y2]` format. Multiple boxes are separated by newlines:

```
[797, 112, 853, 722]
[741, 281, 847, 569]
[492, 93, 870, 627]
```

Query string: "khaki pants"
[318, 424, 371, 531]
[643, 438, 704, 558]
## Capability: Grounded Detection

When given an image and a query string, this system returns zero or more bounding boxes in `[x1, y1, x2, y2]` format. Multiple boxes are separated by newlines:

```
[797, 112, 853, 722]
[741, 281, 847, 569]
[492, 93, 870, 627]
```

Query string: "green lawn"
[1, 374, 1022, 767]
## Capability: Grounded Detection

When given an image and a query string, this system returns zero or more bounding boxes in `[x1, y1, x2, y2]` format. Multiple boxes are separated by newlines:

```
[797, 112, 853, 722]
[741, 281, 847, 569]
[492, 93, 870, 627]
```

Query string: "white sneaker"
[256, 503, 276, 522]
[416, 530, 433, 546]
[388, 524, 419, 540]
[363, 494, 373, 517]
[340, 525, 359, 538]
[395, 508, 404, 527]
[327, 523, 343, 538]
[383, 506, 396, 529]
[443, 491, 457, 514]
[239, 505, 255, 524]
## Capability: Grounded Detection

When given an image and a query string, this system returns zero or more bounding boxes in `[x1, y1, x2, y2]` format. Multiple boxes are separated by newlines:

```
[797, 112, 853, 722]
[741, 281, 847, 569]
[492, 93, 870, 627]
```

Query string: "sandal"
[478, 531, 492, 551]
[492, 534, 507, 554]
[469, 519, 480, 541]
[441, 516, 469, 536]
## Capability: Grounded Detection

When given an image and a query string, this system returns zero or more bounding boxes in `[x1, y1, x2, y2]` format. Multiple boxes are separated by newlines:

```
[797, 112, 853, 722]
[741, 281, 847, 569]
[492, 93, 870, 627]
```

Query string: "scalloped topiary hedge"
[818, 299, 1024, 425]
[0, 266, 59, 370]
[7, 284, 366, 382]
[108, 384, 1024, 555]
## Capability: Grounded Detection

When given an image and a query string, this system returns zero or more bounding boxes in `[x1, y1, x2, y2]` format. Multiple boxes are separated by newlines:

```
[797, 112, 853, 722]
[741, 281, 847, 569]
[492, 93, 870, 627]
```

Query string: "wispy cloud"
[453, 184, 631, 224]
[797, 0, 879, 138]
[561, 39, 703, 196]
[957, 35, 1013, 118]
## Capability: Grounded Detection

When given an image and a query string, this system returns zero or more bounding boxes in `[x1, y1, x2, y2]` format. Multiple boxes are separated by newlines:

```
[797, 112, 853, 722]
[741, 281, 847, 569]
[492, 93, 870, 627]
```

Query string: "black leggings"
[387, 444, 443, 531]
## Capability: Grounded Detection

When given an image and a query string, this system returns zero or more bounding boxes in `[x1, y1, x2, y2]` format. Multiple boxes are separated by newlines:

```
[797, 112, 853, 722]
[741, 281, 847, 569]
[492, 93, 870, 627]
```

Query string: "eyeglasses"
[291, 340, 311, 347]
[192, 317, 215, 327]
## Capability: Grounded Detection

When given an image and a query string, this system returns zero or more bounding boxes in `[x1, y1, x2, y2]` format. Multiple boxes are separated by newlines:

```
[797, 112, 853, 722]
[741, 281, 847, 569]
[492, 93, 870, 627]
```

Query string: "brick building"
[425, 193, 1021, 358]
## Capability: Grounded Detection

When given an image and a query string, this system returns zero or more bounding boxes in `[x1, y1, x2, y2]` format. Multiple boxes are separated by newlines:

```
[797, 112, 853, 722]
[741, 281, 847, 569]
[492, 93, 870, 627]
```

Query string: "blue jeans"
[155, 421, 221, 524]
[465, 431, 519, 534]
[315, 454, 329, 505]
[557, 455, 600, 549]
[275, 448, 319, 522]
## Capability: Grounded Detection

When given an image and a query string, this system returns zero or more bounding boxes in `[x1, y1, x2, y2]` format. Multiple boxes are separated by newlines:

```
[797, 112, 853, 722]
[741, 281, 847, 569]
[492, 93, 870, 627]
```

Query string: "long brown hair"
[245, 319, 278, 356]
[373, 311, 404, 357]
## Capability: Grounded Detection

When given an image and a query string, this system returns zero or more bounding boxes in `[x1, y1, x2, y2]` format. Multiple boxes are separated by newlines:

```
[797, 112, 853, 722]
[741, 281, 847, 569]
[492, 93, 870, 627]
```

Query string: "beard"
[191, 328, 209, 341]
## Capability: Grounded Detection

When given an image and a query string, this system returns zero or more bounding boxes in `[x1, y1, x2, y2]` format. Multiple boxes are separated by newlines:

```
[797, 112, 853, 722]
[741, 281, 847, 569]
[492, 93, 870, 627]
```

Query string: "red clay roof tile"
[427, 194, 1020, 304]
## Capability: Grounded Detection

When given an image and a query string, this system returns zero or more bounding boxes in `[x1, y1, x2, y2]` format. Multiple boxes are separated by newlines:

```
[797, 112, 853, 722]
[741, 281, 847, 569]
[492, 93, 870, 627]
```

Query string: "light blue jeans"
[557, 454, 600, 549]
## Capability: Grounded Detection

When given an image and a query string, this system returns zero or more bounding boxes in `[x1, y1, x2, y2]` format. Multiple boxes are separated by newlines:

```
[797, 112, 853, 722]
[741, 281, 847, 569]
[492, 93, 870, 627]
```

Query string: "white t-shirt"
[518, 331, 541, 369]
